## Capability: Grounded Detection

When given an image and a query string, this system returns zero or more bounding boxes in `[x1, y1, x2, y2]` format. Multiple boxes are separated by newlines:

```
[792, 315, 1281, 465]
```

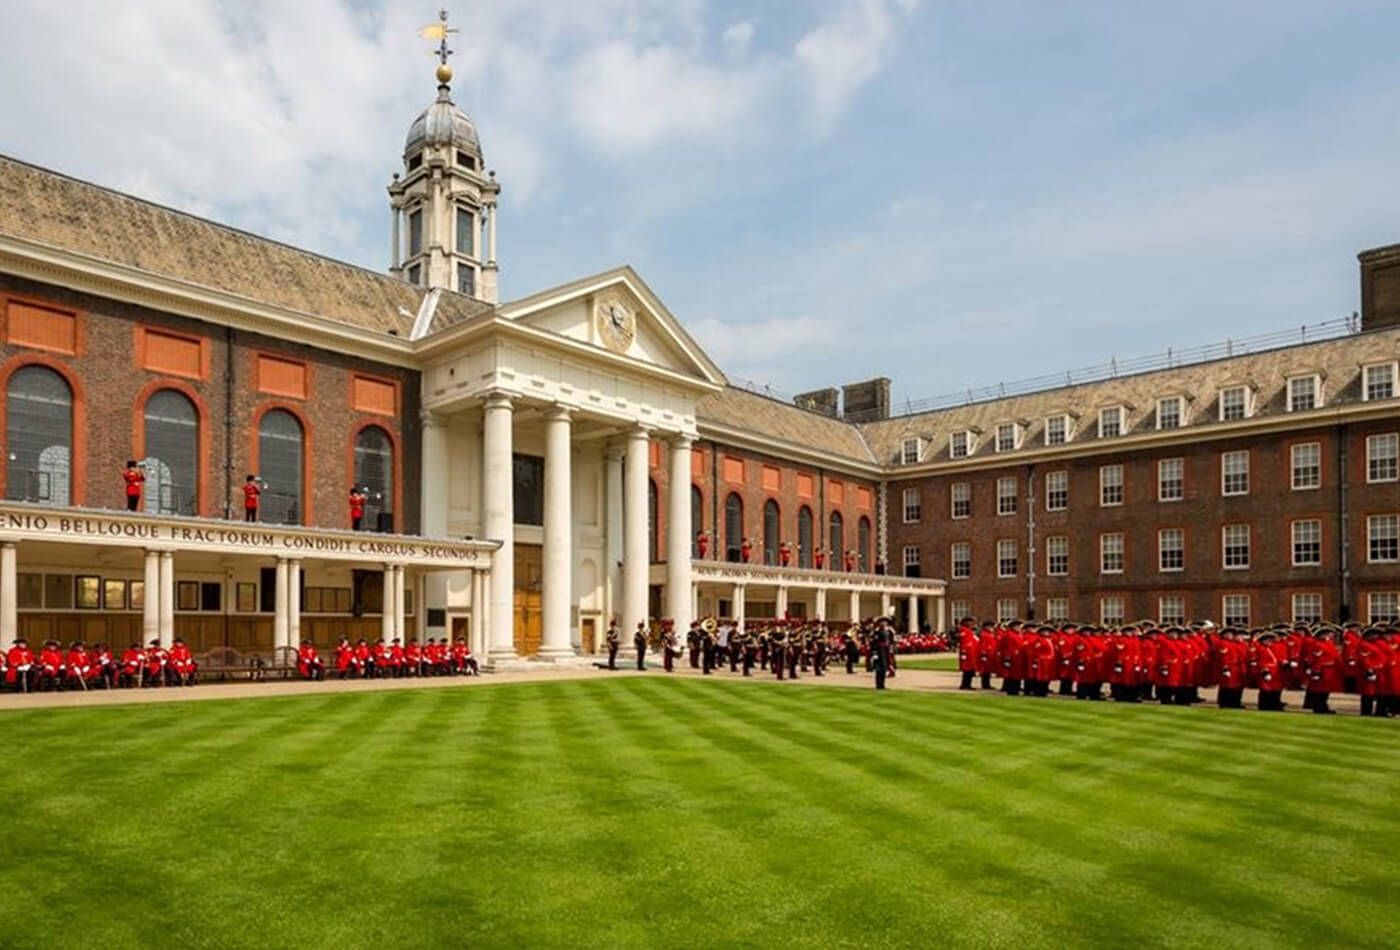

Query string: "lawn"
[894, 653, 960, 671]
[1, 678, 1398, 949]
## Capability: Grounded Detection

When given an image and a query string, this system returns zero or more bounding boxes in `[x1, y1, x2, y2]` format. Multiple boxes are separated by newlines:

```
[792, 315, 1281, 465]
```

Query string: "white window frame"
[996, 539, 1017, 578]
[1221, 450, 1250, 497]
[996, 599, 1018, 624]
[1158, 528, 1184, 572]
[1100, 596, 1125, 626]
[949, 430, 973, 459]
[1368, 514, 1399, 564]
[1157, 396, 1184, 430]
[995, 422, 1021, 453]
[1291, 519, 1322, 567]
[950, 541, 971, 579]
[1291, 442, 1321, 491]
[1222, 594, 1251, 628]
[1100, 464, 1123, 507]
[1158, 457, 1184, 502]
[949, 600, 970, 624]
[1045, 598, 1069, 623]
[1045, 536, 1069, 576]
[1291, 592, 1323, 625]
[1368, 592, 1400, 624]
[901, 486, 921, 524]
[1158, 595, 1185, 626]
[950, 482, 971, 519]
[1219, 385, 1250, 422]
[1044, 414, 1070, 446]
[996, 476, 1018, 516]
[899, 437, 923, 466]
[1287, 374, 1321, 413]
[1045, 470, 1068, 511]
[1364, 362, 1397, 402]
[1367, 433, 1398, 484]
[1100, 533, 1124, 574]
[1098, 406, 1124, 438]
[902, 545, 920, 570]
[1222, 523, 1251, 570]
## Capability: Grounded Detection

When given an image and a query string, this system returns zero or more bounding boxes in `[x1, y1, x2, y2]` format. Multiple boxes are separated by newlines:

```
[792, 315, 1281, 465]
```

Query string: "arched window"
[724, 492, 744, 562]
[258, 409, 304, 524]
[763, 499, 780, 565]
[648, 479, 658, 562]
[828, 511, 844, 562]
[797, 506, 814, 568]
[6, 366, 72, 505]
[858, 516, 872, 572]
[143, 389, 197, 515]
[690, 485, 704, 557]
[354, 426, 394, 532]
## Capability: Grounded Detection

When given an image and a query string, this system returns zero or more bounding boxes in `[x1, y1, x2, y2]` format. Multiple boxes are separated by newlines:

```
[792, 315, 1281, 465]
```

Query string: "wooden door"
[581, 618, 596, 655]
[514, 544, 543, 656]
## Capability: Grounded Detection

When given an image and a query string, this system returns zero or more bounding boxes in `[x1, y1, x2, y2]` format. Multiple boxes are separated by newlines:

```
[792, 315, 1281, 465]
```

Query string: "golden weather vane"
[419, 9, 459, 84]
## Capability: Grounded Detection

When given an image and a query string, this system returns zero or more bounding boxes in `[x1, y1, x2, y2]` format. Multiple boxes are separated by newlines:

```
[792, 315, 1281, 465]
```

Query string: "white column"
[848, 590, 860, 624]
[666, 435, 693, 634]
[273, 558, 290, 653]
[158, 551, 175, 648]
[142, 550, 160, 644]
[815, 588, 827, 622]
[622, 426, 650, 638]
[935, 595, 947, 634]
[390, 204, 402, 271]
[380, 565, 395, 642]
[413, 572, 427, 644]
[604, 448, 624, 626]
[540, 406, 574, 658]
[488, 203, 498, 263]
[907, 594, 919, 634]
[394, 565, 407, 641]
[288, 559, 302, 645]
[775, 584, 789, 619]
[483, 393, 516, 661]
[733, 583, 746, 630]
[422, 410, 450, 636]
[0, 542, 16, 644]
[469, 568, 486, 657]
[880, 591, 892, 617]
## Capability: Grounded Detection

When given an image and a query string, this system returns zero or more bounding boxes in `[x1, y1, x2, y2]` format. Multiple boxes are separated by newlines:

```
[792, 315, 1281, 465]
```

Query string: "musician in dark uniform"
[843, 629, 861, 674]
[741, 627, 757, 676]
[701, 623, 715, 675]
[770, 626, 787, 680]
[605, 620, 620, 670]
[871, 620, 893, 690]
[687, 622, 702, 669]
[812, 623, 828, 676]
[633, 622, 648, 671]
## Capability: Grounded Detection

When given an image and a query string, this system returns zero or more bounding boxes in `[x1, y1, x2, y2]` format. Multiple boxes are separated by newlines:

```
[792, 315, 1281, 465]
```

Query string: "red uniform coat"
[242, 482, 261, 511]
[335, 644, 354, 672]
[124, 468, 145, 498]
[977, 630, 998, 676]
[1028, 636, 1058, 681]
[957, 626, 978, 673]
[1216, 639, 1247, 690]
[38, 646, 64, 676]
[297, 644, 322, 678]
[144, 647, 168, 676]
[119, 648, 143, 675]
[168, 644, 196, 676]
[64, 647, 90, 680]
[5, 645, 34, 684]
[997, 628, 1026, 679]
[1359, 640, 1392, 698]
[1307, 639, 1344, 693]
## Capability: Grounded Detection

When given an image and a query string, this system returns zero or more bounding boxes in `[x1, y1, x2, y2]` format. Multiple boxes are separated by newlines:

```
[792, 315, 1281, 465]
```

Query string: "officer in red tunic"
[452, 638, 479, 675]
[387, 638, 406, 677]
[739, 537, 753, 564]
[91, 642, 116, 688]
[404, 639, 424, 676]
[118, 642, 143, 687]
[63, 641, 91, 690]
[333, 637, 354, 678]
[957, 620, 979, 690]
[144, 639, 169, 686]
[6, 637, 35, 692]
[1358, 630, 1391, 717]
[1216, 629, 1248, 709]
[37, 640, 64, 691]
[242, 475, 262, 522]
[1026, 627, 1058, 696]
[349, 487, 368, 531]
[1305, 629, 1343, 714]
[297, 640, 325, 680]
[696, 531, 710, 559]
[998, 621, 1025, 696]
[778, 540, 792, 567]
[353, 638, 372, 677]
[813, 548, 825, 570]
[123, 460, 146, 512]
[168, 638, 197, 686]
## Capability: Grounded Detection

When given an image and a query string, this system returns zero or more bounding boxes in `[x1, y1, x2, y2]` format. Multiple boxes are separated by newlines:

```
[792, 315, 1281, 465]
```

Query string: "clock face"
[596, 298, 636, 352]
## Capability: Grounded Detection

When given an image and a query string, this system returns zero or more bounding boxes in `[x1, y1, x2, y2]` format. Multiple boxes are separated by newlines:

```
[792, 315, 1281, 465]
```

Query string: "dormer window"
[995, 422, 1020, 453]
[950, 430, 974, 459]
[1287, 374, 1320, 412]
[899, 437, 923, 465]
[1157, 396, 1184, 430]
[1044, 414, 1070, 446]
[1219, 385, 1250, 421]
[1364, 362, 1397, 402]
[407, 208, 424, 257]
[1098, 406, 1124, 438]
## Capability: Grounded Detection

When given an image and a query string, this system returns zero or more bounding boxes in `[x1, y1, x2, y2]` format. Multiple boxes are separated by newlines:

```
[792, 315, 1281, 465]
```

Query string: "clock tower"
[387, 10, 500, 303]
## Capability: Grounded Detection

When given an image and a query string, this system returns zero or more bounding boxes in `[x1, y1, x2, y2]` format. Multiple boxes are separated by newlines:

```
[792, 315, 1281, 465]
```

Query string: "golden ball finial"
[436, 63, 453, 85]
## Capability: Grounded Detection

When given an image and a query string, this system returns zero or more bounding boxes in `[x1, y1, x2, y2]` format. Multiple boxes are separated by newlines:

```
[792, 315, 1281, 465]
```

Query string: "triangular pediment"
[496, 266, 727, 387]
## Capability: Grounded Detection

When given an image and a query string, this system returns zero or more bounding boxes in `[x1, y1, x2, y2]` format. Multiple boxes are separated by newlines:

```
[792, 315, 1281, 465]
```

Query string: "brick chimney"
[794, 387, 840, 417]
[841, 377, 891, 423]
[1360, 243, 1400, 331]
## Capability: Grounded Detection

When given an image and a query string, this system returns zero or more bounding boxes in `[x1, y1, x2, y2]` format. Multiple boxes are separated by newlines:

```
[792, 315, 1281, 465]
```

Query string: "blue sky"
[1, 1, 1397, 402]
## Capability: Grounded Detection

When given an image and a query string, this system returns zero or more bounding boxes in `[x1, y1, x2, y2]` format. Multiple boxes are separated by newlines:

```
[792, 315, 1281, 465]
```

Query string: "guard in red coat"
[6, 638, 35, 692]
[242, 475, 262, 523]
[349, 487, 368, 531]
[739, 537, 753, 564]
[63, 642, 91, 689]
[1358, 630, 1392, 717]
[118, 643, 144, 687]
[813, 548, 825, 570]
[168, 638, 197, 686]
[334, 637, 354, 678]
[37, 640, 64, 691]
[452, 638, 479, 675]
[696, 531, 709, 559]
[977, 622, 998, 690]
[998, 622, 1025, 696]
[1054, 625, 1077, 696]
[957, 621, 979, 690]
[91, 643, 116, 688]
[404, 640, 424, 676]
[1215, 629, 1248, 708]
[123, 460, 146, 512]
[1304, 629, 1343, 714]
[387, 638, 406, 678]
[1249, 633, 1286, 711]
[297, 640, 325, 680]
[143, 640, 169, 687]
[1026, 628, 1058, 696]
[353, 638, 372, 677]
[778, 540, 792, 568]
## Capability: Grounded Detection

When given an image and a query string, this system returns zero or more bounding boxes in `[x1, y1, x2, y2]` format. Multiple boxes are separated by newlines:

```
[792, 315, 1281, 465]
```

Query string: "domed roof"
[404, 85, 480, 156]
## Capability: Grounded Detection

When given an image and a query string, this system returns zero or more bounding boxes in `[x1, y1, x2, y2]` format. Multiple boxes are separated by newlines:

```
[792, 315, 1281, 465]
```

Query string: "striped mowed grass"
[0, 677, 1396, 949]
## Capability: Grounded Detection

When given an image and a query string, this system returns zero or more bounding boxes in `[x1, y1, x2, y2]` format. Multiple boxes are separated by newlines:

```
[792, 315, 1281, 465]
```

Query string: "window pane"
[725, 493, 744, 561]
[258, 410, 304, 525]
[763, 500, 780, 565]
[144, 389, 198, 515]
[797, 506, 813, 568]
[354, 426, 394, 531]
[513, 454, 545, 527]
[6, 366, 73, 504]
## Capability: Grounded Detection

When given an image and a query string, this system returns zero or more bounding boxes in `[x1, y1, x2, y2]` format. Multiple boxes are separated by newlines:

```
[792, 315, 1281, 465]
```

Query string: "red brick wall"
[0, 274, 422, 533]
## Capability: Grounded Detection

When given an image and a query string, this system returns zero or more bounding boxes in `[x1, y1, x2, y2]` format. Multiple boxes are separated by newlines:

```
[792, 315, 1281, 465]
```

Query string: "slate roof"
[695, 386, 876, 464]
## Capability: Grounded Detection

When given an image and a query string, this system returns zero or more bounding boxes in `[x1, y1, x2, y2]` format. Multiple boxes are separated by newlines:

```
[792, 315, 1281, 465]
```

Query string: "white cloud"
[794, 0, 914, 131]
[722, 20, 756, 55]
